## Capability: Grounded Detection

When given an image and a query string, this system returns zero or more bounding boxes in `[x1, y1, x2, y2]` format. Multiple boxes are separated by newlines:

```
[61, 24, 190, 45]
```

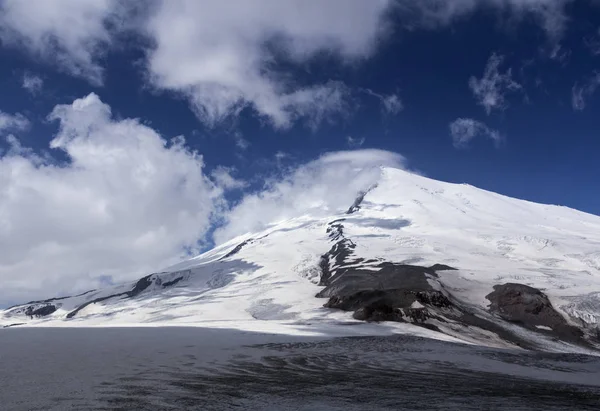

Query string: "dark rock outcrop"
[429, 264, 457, 272]
[318, 263, 443, 299]
[6, 289, 95, 311]
[3, 323, 25, 328]
[486, 283, 583, 342]
[318, 222, 356, 286]
[318, 258, 456, 324]
[353, 302, 404, 322]
[162, 276, 184, 288]
[317, 217, 457, 325]
[219, 239, 253, 260]
[346, 185, 378, 214]
[126, 275, 154, 298]
[67, 274, 155, 319]
[404, 307, 430, 323]
[25, 305, 57, 318]
[346, 191, 367, 214]
[415, 290, 452, 308]
[315, 218, 596, 351]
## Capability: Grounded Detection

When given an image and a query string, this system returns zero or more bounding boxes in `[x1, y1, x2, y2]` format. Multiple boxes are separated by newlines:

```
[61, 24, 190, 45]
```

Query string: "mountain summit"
[3, 167, 600, 353]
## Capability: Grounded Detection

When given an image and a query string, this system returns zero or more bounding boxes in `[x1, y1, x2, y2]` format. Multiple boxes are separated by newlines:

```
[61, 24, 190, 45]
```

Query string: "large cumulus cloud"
[0, 93, 225, 302]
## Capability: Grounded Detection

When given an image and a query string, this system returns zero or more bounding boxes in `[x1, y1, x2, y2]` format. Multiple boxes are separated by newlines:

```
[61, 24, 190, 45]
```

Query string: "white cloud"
[0, 111, 29, 134]
[210, 166, 247, 190]
[584, 28, 600, 56]
[0, 0, 125, 85]
[469, 53, 521, 115]
[21, 73, 44, 95]
[362, 89, 404, 115]
[396, 0, 572, 43]
[213, 149, 406, 243]
[572, 72, 600, 111]
[346, 136, 366, 149]
[0, 0, 579, 130]
[279, 81, 352, 131]
[449, 118, 502, 148]
[2, 134, 44, 163]
[231, 131, 250, 151]
[143, 0, 393, 128]
[382, 94, 404, 115]
[275, 151, 289, 162]
[0, 93, 227, 302]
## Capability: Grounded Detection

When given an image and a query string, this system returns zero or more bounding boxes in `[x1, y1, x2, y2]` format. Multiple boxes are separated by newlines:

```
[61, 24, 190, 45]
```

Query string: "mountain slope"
[3, 167, 600, 353]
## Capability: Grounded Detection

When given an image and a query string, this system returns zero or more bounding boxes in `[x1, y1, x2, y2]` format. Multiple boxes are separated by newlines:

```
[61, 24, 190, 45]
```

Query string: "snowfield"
[3, 167, 600, 353]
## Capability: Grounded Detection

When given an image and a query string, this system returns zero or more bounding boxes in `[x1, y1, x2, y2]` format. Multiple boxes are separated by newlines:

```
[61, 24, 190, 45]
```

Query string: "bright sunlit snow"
[3, 166, 600, 350]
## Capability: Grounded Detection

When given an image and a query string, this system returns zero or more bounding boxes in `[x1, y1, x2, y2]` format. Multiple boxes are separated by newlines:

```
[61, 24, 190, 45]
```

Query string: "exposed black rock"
[25, 305, 57, 318]
[67, 294, 121, 319]
[314, 219, 596, 350]
[126, 275, 154, 298]
[59, 262, 257, 320]
[162, 276, 184, 288]
[416, 290, 452, 308]
[325, 289, 415, 312]
[346, 192, 367, 214]
[429, 264, 458, 272]
[346, 184, 377, 214]
[6, 289, 96, 311]
[486, 283, 584, 342]
[317, 218, 456, 324]
[67, 274, 155, 319]
[318, 263, 578, 348]
[319, 253, 593, 349]
[318, 236, 356, 286]
[318, 255, 332, 287]
[338, 294, 433, 323]
[318, 260, 455, 324]
[353, 302, 404, 322]
[219, 239, 253, 260]
[2, 323, 24, 328]
[326, 220, 345, 241]
[457, 311, 536, 350]
[404, 307, 430, 323]
[318, 263, 438, 299]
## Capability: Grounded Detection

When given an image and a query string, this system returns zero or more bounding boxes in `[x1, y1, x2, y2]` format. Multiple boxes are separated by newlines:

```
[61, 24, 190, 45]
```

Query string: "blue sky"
[1, 0, 599, 302]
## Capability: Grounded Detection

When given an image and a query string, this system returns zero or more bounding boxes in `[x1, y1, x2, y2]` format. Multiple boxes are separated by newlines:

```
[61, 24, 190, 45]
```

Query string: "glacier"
[3, 166, 600, 354]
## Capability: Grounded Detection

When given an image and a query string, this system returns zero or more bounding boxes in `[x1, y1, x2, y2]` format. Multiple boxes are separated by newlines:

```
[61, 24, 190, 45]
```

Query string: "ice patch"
[561, 293, 600, 326]
[536, 325, 553, 331]
[246, 299, 297, 321]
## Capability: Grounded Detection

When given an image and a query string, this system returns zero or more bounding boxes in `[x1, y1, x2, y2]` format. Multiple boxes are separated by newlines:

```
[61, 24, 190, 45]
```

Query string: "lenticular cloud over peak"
[213, 149, 407, 244]
[0, 95, 410, 303]
[5, 149, 600, 357]
[3, 2, 600, 408]
[0, 89, 410, 303]
[314, 149, 406, 169]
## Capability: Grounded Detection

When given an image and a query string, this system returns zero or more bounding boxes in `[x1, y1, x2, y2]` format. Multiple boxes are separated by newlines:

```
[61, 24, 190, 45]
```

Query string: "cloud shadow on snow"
[344, 218, 411, 230]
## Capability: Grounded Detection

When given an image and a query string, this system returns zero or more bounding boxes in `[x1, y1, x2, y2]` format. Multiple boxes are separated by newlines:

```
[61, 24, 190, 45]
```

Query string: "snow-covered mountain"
[3, 167, 600, 353]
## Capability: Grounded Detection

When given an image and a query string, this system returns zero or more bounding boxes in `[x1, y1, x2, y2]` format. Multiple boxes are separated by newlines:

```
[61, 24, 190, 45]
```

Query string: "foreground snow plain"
[3, 167, 600, 352]
[2, 328, 600, 410]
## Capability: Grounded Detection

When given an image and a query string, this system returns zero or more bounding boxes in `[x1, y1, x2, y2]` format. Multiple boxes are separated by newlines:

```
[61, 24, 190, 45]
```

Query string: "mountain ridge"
[3, 166, 600, 353]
